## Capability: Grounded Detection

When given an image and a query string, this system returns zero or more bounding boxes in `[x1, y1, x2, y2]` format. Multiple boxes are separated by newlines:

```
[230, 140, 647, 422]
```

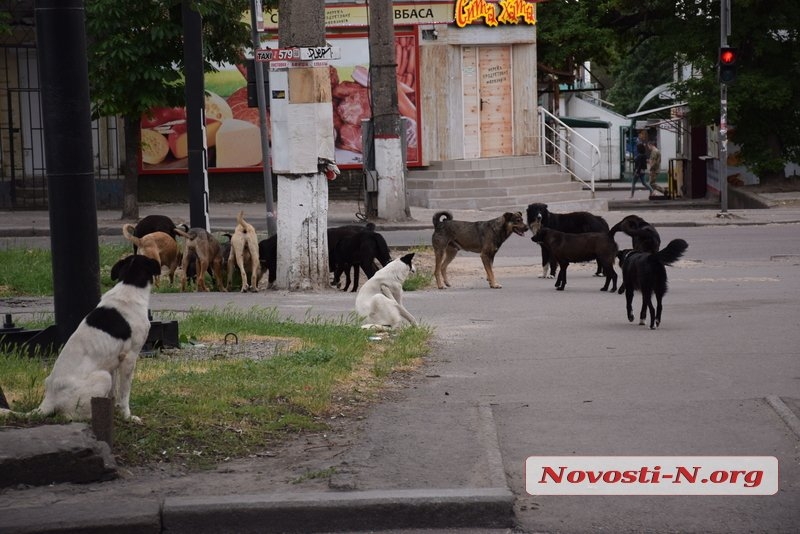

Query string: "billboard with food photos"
[139, 33, 421, 173]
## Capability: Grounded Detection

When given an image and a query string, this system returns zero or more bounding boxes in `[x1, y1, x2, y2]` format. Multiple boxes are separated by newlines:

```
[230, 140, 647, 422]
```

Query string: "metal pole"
[182, 0, 210, 231]
[250, 0, 277, 237]
[35, 0, 101, 342]
[718, 0, 730, 214]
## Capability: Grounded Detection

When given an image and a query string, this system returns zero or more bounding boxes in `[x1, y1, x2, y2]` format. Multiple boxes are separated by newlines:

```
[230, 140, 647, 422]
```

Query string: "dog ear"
[110, 255, 135, 281]
[400, 253, 415, 267]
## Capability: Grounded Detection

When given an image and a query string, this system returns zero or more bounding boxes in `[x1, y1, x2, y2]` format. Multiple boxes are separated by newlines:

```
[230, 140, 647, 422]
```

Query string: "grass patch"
[0, 307, 432, 470]
[0, 244, 132, 297]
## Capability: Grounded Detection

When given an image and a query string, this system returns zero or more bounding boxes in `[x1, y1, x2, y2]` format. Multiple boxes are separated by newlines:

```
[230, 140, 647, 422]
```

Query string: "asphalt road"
[2, 223, 799, 533]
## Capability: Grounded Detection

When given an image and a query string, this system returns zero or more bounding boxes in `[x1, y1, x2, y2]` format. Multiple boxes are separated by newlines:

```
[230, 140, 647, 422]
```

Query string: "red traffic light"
[720, 48, 737, 65]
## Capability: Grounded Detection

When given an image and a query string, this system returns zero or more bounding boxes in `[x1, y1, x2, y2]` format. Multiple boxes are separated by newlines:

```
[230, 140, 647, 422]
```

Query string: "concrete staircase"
[406, 156, 606, 212]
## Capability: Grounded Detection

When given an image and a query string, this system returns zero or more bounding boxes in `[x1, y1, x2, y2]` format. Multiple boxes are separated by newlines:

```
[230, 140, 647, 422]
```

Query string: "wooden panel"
[462, 47, 480, 159]
[288, 66, 331, 104]
[512, 42, 538, 156]
[478, 46, 512, 157]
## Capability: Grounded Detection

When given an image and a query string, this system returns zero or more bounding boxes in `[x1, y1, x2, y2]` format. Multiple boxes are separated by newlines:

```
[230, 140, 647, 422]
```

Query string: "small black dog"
[531, 227, 618, 292]
[258, 235, 277, 289]
[609, 214, 661, 253]
[617, 239, 688, 329]
[328, 223, 376, 283]
[332, 228, 392, 292]
[526, 203, 609, 278]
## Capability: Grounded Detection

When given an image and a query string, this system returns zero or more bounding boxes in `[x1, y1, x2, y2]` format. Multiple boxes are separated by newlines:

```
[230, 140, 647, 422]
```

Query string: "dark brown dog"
[432, 210, 527, 289]
[175, 227, 226, 292]
[526, 203, 609, 278]
[531, 227, 618, 292]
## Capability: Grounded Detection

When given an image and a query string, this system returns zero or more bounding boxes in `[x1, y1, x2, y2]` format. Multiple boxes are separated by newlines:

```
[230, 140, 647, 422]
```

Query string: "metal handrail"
[538, 106, 600, 195]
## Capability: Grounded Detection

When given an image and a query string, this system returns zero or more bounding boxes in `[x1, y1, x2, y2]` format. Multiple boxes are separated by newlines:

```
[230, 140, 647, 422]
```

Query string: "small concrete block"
[0, 423, 116, 488]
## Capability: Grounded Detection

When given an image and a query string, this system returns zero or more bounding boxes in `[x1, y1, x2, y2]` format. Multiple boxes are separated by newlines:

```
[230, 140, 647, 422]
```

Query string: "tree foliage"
[84, 0, 270, 217]
[85, 0, 253, 119]
[539, 0, 799, 182]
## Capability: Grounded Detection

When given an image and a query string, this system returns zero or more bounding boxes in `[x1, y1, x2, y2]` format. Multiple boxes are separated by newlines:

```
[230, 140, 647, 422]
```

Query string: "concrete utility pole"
[273, 0, 332, 290]
[369, 0, 409, 220]
[35, 0, 101, 342]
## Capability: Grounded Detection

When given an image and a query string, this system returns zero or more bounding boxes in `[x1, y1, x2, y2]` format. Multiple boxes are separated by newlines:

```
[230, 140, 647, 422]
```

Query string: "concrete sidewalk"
[2, 193, 800, 240]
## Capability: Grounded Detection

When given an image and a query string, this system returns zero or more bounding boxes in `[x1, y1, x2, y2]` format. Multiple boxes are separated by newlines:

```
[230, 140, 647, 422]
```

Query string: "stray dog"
[258, 235, 277, 289]
[355, 253, 418, 329]
[175, 227, 226, 292]
[122, 224, 179, 287]
[526, 203, 609, 278]
[132, 214, 187, 254]
[228, 211, 261, 292]
[531, 227, 618, 292]
[328, 223, 375, 275]
[0, 255, 160, 421]
[332, 228, 392, 292]
[609, 214, 661, 253]
[617, 239, 688, 329]
[432, 211, 527, 289]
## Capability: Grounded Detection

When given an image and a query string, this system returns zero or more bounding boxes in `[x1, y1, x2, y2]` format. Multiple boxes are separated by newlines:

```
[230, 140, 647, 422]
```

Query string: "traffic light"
[719, 47, 737, 84]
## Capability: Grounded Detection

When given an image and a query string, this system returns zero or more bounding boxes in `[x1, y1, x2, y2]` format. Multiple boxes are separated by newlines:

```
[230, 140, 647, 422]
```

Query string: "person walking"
[647, 141, 665, 195]
[630, 143, 653, 198]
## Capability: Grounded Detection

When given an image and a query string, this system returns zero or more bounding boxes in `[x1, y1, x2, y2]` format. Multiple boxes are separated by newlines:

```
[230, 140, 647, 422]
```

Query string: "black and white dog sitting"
[617, 239, 688, 329]
[33, 255, 160, 421]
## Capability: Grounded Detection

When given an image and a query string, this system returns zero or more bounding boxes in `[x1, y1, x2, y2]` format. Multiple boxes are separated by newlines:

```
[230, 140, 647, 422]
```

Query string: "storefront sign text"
[455, 0, 537, 28]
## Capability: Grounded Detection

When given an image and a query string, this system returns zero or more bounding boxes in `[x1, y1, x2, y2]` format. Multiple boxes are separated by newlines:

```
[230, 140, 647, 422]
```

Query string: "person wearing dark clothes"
[630, 143, 653, 198]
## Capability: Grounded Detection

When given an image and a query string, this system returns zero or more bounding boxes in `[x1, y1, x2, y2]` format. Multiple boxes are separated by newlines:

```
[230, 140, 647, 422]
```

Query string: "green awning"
[559, 117, 611, 129]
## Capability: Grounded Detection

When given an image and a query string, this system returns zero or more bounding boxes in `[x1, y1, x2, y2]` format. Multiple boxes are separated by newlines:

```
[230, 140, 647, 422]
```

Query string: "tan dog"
[431, 211, 527, 289]
[175, 227, 226, 292]
[122, 224, 179, 287]
[228, 211, 261, 292]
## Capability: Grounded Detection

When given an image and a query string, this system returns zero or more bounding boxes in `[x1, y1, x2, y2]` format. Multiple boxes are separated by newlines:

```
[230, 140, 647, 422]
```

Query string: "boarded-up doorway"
[462, 46, 513, 159]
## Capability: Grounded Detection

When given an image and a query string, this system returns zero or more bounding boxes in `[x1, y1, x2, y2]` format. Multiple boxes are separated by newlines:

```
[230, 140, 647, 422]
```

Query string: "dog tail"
[656, 239, 688, 266]
[122, 224, 142, 248]
[174, 227, 191, 239]
[236, 210, 251, 233]
[432, 211, 452, 228]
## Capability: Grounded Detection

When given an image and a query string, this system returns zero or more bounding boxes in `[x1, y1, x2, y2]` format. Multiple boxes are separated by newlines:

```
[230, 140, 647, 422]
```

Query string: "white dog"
[0, 255, 160, 422]
[228, 210, 261, 292]
[354, 253, 418, 329]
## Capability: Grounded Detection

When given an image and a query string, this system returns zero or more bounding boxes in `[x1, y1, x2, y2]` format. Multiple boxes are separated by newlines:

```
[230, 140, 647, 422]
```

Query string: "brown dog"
[531, 227, 618, 292]
[228, 211, 261, 292]
[432, 211, 527, 289]
[175, 227, 226, 292]
[122, 224, 178, 287]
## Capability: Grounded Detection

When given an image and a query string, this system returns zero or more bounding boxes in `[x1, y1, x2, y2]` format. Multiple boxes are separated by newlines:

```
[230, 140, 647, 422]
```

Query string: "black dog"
[526, 203, 609, 278]
[609, 214, 661, 253]
[258, 235, 277, 289]
[328, 223, 375, 283]
[332, 228, 392, 292]
[131, 215, 187, 254]
[617, 239, 688, 329]
[531, 227, 618, 292]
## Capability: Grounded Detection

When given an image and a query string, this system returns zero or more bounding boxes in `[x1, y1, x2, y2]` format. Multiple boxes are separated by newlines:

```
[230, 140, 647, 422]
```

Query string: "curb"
[0, 488, 515, 534]
[163, 488, 516, 534]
